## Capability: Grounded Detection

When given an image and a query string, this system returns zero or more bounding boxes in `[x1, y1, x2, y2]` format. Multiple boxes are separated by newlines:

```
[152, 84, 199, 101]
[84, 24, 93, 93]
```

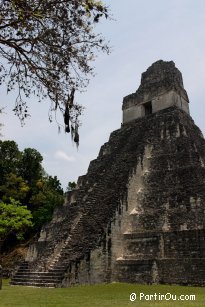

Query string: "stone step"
[116, 258, 154, 265]
[117, 255, 156, 260]
[18, 264, 29, 268]
[12, 277, 62, 283]
[18, 269, 30, 273]
[36, 271, 63, 275]
[48, 269, 65, 273]
[48, 266, 65, 270]
[10, 281, 58, 287]
[12, 276, 62, 282]
[13, 272, 62, 279]
[49, 263, 65, 268]
[51, 263, 69, 269]
[123, 232, 160, 239]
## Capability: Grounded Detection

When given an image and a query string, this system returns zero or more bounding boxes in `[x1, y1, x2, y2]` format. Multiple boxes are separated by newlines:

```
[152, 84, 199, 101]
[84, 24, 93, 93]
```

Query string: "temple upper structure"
[122, 60, 190, 123]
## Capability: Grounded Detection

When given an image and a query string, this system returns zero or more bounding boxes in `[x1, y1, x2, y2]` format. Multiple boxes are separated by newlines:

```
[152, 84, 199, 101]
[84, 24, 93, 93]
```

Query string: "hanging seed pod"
[69, 88, 75, 107]
[71, 125, 75, 140]
[74, 131, 79, 144]
[64, 107, 70, 125]
[74, 123, 79, 146]
[65, 125, 70, 133]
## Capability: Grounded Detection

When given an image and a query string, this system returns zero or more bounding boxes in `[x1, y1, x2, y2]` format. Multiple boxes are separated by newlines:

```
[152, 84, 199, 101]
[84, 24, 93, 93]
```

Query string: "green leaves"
[66, 181, 76, 192]
[0, 198, 33, 242]
[0, 140, 64, 236]
[0, 173, 29, 202]
[29, 175, 64, 230]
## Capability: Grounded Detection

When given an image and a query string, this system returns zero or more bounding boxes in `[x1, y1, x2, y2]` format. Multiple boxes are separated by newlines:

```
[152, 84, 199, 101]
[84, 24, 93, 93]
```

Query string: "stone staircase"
[10, 207, 96, 287]
[10, 261, 66, 287]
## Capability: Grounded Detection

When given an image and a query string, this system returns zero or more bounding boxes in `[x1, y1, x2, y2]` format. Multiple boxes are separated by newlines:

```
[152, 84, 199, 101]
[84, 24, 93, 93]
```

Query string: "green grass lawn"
[0, 279, 204, 307]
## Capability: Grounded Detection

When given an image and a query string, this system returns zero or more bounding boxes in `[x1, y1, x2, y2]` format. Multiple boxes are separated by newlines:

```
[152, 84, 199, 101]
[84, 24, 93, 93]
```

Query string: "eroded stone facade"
[11, 61, 205, 287]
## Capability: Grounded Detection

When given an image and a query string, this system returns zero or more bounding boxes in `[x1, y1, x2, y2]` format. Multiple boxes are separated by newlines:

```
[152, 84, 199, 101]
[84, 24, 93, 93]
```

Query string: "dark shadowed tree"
[0, 140, 21, 184]
[46, 175, 64, 194]
[0, 0, 110, 145]
[0, 108, 3, 136]
[20, 148, 43, 183]
[66, 181, 77, 191]
[29, 176, 64, 230]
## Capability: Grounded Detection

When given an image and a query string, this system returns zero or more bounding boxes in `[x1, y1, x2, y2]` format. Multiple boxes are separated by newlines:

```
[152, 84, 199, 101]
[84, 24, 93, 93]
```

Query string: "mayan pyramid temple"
[11, 60, 205, 287]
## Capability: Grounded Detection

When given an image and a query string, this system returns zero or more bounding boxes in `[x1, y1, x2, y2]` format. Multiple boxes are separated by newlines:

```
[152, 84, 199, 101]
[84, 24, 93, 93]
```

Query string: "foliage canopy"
[0, 0, 110, 144]
[0, 140, 64, 242]
[0, 198, 33, 243]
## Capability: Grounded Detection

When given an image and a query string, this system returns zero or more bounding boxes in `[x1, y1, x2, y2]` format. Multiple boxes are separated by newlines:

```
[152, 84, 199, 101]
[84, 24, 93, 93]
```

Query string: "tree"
[0, 139, 65, 252]
[0, 198, 33, 249]
[46, 175, 64, 194]
[29, 176, 64, 230]
[0, 0, 110, 144]
[66, 181, 77, 192]
[20, 148, 43, 183]
[0, 108, 3, 137]
[0, 140, 64, 231]
[0, 140, 21, 184]
[0, 173, 29, 202]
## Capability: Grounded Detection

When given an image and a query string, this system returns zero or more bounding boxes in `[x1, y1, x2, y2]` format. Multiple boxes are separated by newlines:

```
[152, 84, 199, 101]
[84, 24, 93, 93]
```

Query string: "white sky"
[1, 0, 205, 190]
